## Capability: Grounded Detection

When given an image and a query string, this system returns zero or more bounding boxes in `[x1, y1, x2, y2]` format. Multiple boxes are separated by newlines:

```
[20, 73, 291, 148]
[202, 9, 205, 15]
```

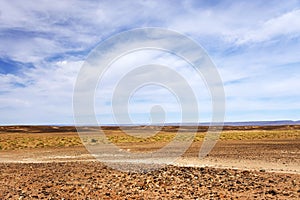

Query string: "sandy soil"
[0, 125, 299, 199]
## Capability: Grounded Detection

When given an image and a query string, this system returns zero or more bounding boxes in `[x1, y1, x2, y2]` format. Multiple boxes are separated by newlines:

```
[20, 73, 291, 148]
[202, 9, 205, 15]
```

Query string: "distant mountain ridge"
[96, 120, 300, 126]
[2, 120, 300, 126]
[140, 120, 300, 126]
[220, 120, 300, 126]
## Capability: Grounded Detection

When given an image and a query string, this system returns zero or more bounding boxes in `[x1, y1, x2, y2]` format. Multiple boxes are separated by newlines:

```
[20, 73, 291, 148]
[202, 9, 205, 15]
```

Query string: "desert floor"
[0, 125, 299, 199]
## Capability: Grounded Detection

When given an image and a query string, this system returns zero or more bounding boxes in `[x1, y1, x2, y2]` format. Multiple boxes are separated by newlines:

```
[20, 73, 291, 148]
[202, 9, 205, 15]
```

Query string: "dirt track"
[1, 139, 299, 174]
[0, 126, 300, 199]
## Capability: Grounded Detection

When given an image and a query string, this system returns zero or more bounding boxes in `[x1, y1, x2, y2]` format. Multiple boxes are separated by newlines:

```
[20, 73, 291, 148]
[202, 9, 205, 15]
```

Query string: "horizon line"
[1, 119, 300, 126]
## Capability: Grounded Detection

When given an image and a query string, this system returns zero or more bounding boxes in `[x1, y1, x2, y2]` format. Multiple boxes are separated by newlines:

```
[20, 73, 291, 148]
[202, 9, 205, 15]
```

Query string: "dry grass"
[0, 133, 82, 150]
[219, 129, 300, 140]
[1, 129, 300, 150]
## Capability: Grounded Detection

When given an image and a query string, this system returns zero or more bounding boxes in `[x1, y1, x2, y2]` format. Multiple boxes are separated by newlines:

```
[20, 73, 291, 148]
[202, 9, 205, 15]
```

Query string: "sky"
[0, 0, 300, 125]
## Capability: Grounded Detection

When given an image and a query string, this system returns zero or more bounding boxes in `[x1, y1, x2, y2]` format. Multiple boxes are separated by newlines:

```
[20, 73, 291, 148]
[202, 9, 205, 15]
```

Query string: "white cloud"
[93, 49, 212, 124]
[0, 0, 300, 124]
[237, 9, 300, 44]
[0, 60, 82, 124]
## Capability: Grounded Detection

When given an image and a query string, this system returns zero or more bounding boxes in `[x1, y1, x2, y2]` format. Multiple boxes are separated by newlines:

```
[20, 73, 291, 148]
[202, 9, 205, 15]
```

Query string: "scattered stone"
[0, 162, 299, 199]
[267, 189, 278, 195]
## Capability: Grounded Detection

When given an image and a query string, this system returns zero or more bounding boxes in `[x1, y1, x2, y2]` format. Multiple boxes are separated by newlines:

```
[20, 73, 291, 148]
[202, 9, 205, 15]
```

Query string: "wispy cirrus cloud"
[0, 0, 299, 124]
[236, 9, 300, 44]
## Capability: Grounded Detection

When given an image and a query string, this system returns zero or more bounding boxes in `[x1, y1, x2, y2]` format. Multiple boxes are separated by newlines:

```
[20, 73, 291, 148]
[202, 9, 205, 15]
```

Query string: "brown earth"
[0, 125, 299, 199]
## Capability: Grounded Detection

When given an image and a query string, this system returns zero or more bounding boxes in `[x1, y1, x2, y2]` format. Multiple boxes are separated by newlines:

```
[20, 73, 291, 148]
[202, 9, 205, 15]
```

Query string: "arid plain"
[0, 125, 299, 199]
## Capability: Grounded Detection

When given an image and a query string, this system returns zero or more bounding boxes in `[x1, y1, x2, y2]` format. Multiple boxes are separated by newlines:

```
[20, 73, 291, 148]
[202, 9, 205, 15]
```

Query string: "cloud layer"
[0, 0, 299, 124]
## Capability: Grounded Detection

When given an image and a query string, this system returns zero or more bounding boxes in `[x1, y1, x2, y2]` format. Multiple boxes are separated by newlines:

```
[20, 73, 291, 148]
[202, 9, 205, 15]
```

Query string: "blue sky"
[0, 0, 300, 124]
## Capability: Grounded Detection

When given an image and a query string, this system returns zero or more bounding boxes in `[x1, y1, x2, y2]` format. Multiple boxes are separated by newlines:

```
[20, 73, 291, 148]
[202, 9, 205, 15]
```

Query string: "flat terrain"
[0, 125, 299, 199]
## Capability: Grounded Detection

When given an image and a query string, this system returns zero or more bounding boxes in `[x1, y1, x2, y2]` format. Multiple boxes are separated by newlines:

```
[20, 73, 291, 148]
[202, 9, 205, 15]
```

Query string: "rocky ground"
[0, 162, 299, 199]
